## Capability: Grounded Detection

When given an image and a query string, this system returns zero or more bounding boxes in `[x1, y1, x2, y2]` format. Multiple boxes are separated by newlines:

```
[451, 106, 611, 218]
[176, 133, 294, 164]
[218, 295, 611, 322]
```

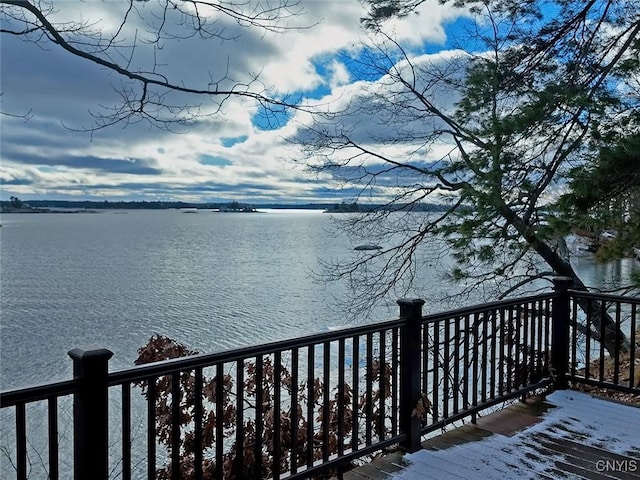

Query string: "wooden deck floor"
[345, 390, 640, 480]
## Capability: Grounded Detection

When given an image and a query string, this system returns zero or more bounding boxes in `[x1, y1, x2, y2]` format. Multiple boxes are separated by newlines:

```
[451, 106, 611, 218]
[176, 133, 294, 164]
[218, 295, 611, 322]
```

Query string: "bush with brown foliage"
[134, 335, 394, 479]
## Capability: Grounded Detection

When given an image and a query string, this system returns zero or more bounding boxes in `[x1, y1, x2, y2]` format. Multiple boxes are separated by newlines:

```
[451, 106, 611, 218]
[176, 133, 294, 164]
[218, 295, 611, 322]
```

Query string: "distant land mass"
[0, 199, 449, 213]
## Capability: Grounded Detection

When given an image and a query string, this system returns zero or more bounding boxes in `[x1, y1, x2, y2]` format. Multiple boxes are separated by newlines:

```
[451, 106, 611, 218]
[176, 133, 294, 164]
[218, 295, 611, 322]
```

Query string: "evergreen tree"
[299, 0, 640, 353]
[558, 134, 640, 262]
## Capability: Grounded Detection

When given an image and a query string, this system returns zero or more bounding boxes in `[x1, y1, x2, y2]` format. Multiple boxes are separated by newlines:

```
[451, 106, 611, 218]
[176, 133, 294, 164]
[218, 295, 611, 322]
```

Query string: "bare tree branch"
[296, 0, 639, 352]
[1, 0, 313, 130]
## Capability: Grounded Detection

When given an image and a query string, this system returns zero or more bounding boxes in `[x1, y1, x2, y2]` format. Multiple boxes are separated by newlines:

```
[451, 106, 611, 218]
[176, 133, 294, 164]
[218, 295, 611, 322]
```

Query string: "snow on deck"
[391, 391, 640, 480]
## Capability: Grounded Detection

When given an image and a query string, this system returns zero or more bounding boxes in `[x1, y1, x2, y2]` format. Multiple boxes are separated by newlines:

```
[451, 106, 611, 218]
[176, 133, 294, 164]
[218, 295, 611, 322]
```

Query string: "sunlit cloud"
[1, 0, 468, 202]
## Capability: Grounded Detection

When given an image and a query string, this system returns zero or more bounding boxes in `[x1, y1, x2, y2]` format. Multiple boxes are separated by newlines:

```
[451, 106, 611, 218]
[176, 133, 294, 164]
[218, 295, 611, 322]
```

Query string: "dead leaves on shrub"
[134, 334, 395, 479]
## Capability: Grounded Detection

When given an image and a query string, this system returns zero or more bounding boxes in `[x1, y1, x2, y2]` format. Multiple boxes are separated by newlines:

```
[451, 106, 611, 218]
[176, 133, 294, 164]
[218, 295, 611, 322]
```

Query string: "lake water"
[1, 209, 637, 390]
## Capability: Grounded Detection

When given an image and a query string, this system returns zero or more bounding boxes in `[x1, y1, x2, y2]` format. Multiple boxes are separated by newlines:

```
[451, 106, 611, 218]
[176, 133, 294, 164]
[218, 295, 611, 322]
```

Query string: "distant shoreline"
[0, 207, 101, 214]
[0, 199, 449, 213]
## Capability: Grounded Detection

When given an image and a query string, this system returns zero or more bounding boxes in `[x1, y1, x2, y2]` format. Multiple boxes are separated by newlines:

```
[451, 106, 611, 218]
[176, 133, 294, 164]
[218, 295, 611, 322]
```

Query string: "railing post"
[552, 277, 572, 390]
[68, 348, 113, 480]
[398, 298, 425, 453]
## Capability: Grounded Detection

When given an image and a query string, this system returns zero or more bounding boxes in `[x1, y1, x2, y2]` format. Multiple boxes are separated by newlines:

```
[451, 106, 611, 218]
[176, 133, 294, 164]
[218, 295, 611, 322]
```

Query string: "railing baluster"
[391, 327, 398, 436]
[322, 342, 330, 461]
[570, 298, 578, 379]
[472, 312, 479, 410]
[571, 299, 578, 376]
[537, 299, 545, 378]
[518, 305, 524, 390]
[518, 304, 523, 388]
[235, 359, 244, 477]
[443, 319, 450, 419]
[274, 351, 282, 479]
[599, 301, 606, 382]
[544, 298, 551, 376]
[530, 301, 537, 381]
[524, 302, 530, 385]
[481, 312, 488, 404]
[462, 314, 470, 411]
[552, 277, 571, 389]
[351, 336, 359, 453]
[147, 377, 156, 480]
[47, 397, 59, 480]
[365, 333, 373, 446]
[614, 302, 621, 385]
[453, 317, 460, 414]
[379, 330, 386, 441]
[307, 344, 315, 468]
[16, 403, 26, 480]
[422, 322, 429, 402]
[631, 304, 637, 390]
[506, 307, 520, 393]
[171, 372, 180, 480]
[255, 355, 264, 479]
[291, 348, 299, 474]
[585, 300, 592, 380]
[337, 338, 345, 457]
[122, 383, 131, 480]
[432, 320, 440, 425]
[490, 310, 497, 399]
[498, 308, 505, 395]
[215, 363, 224, 480]
[391, 328, 399, 436]
[194, 367, 203, 480]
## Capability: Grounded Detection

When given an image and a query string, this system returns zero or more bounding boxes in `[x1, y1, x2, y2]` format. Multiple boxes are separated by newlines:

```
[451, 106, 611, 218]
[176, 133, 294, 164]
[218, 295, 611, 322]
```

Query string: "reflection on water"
[572, 255, 639, 292]
[1, 210, 638, 389]
[1, 210, 639, 480]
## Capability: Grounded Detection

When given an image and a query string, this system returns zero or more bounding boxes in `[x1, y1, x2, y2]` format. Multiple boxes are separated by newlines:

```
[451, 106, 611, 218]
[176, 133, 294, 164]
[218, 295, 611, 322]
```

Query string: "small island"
[216, 201, 258, 213]
[0, 196, 50, 213]
[324, 201, 367, 213]
[0, 196, 99, 214]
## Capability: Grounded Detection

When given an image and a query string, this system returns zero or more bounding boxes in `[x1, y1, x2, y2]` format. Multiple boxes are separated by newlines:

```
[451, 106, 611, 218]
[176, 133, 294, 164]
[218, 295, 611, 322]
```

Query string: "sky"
[0, 0, 471, 203]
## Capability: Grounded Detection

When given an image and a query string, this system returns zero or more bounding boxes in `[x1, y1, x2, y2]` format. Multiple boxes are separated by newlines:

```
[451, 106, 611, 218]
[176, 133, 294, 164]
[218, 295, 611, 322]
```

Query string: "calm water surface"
[1, 209, 637, 389]
[1, 210, 353, 388]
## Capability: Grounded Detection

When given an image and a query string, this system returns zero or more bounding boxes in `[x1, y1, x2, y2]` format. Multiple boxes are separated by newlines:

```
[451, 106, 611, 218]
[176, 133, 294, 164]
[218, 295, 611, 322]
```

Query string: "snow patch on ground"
[391, 391, 640, 480]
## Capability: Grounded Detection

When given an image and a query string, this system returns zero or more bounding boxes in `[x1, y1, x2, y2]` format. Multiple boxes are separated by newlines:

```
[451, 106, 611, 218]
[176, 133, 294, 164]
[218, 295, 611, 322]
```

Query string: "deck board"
[347, 390, 640, 480]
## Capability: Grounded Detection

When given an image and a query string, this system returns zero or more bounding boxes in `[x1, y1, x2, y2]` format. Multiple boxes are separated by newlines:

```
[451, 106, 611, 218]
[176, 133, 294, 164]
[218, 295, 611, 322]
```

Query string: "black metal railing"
[414, 290, 557, 439]
[568, 290, 639, 394]
[1, 282, 638, 480]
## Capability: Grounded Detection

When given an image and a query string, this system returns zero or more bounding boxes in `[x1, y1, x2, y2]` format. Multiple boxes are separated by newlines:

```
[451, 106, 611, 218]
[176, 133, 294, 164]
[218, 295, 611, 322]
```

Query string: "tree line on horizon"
[0, 198, 451, 212]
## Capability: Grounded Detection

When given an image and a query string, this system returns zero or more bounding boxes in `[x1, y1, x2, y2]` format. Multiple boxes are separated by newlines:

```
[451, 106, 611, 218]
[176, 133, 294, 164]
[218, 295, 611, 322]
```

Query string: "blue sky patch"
[339, 47, 396, 83]
[220, 136, 248, 148]
[200, 154, 232, 167]
[252, 101, 296, 130]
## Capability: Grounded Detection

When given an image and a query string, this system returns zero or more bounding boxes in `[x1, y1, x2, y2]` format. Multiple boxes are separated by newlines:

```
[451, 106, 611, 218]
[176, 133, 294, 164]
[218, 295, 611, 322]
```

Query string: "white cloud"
[0, 0, 468, 202]
[326, 60, 351, 89]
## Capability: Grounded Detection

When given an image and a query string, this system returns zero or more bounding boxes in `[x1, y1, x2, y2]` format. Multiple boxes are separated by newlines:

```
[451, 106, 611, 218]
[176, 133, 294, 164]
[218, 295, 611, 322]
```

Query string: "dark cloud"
[1, 33, 117, 119]
[67, 181, 289, 201]
[308, 186, 373, 199]
[4, 147, 162, 175]
[0, 177, 33, 186]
